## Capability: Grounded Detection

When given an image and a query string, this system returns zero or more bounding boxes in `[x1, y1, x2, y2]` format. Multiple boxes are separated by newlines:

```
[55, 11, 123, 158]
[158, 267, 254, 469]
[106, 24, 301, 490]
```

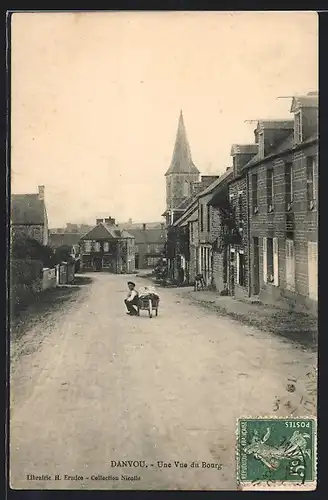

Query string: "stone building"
[128, 223, 166, 269]
[11, 185, 49, 245]
[226, 144, 259, 298]
[245, 93, 318, 312]
[80, 217, 135, 273]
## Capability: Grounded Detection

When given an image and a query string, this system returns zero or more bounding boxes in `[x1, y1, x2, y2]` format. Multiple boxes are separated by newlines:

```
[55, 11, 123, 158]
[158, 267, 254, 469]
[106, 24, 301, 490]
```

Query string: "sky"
[11, 11, 318, 228]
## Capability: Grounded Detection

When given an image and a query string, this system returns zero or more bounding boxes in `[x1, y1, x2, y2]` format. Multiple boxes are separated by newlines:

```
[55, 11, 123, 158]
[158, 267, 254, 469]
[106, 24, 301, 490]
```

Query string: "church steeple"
[165, 111, 200, 176]
[165, 111, 200, 215]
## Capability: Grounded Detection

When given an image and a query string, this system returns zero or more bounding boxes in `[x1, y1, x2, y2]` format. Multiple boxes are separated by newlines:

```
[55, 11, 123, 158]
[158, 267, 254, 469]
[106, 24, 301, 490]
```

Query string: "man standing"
[124, 281, 139, 315]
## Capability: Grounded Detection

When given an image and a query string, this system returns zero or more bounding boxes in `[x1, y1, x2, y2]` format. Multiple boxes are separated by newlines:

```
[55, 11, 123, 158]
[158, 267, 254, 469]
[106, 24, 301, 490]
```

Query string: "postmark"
[236, 417, 317, 490]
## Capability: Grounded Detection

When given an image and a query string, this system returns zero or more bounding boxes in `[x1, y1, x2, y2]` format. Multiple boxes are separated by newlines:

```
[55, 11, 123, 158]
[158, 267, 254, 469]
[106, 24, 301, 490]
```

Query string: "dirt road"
[10, 273, 317, 490]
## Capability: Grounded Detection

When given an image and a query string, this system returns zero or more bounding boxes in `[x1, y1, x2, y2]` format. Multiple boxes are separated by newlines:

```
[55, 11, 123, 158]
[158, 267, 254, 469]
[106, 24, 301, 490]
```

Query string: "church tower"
[165, 111, 200, 223]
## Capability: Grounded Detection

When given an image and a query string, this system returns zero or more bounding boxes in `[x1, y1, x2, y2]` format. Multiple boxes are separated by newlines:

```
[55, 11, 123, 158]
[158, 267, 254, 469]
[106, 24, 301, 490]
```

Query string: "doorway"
[94, 257, 102, 271]
[135, 254, 139, 269]
[253, 237, 260, 295]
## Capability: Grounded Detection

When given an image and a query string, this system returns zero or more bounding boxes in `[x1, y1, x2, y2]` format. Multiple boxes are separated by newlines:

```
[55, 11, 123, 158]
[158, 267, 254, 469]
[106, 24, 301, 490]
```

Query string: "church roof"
[165, 111, 200, 176]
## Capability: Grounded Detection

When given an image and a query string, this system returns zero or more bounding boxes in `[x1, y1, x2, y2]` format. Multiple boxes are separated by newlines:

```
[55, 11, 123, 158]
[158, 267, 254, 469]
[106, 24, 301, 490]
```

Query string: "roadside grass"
[10, 275, 93, 341]
[189, 294, 317, 351]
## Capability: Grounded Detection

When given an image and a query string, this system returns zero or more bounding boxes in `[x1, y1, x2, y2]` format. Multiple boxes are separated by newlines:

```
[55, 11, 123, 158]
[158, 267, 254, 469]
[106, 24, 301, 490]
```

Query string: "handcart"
[137, 287, 160, 318]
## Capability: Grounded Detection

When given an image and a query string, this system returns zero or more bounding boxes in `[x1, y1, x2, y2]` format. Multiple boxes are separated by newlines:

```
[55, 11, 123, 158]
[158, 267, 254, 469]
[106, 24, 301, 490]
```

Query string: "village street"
[10, 273, 316, 491]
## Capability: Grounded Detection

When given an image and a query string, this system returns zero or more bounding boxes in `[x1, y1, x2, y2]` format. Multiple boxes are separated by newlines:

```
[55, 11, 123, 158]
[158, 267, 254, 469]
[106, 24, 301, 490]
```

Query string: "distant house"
[11, 185, 49, 245]
[80, 217, 135, 273]
[128, 223, 166, 269]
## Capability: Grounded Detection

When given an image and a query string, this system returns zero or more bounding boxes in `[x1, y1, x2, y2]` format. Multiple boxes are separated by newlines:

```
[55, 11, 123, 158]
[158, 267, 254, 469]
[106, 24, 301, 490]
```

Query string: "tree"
[54, 245, 74, 264]
[11, 235, 57, 267]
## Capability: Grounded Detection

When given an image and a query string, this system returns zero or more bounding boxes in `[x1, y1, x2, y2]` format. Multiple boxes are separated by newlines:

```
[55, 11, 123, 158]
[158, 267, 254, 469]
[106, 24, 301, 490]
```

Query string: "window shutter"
[263, 237, 267, 283]
[308, 242, 318, 301]
[236, 252, 240, 285]
[273, 237, 279, 286]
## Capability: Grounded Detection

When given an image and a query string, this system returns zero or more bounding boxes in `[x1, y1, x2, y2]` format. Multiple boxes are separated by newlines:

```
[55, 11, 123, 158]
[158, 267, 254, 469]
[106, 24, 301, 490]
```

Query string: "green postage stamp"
[236, 417, 317, 490]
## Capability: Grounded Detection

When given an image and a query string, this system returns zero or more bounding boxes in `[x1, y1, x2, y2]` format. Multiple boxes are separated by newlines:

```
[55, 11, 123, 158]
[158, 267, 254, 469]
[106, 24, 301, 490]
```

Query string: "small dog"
[194, 273, 205, 291]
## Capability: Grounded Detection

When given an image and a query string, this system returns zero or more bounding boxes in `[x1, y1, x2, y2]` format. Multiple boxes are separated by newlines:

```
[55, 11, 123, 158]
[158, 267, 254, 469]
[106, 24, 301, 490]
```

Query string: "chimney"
[231, 144, 258, 176]
[96, 218, 104, 225]
[38, 185, 45, 200]
[104, 217, 115, 225]
[142, 223, 146, 231]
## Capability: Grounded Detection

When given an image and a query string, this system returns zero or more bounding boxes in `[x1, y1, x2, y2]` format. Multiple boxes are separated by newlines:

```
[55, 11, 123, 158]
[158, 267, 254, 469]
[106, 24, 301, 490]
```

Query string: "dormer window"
[294, 111, 302, 143]
[258, 132, 264, 158]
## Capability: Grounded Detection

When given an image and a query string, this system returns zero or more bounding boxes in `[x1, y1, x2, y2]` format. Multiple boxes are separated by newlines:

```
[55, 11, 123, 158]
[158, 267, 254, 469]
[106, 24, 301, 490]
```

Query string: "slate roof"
[173, 169, 234, 227]
[290, 94, 318, 112]
[11, 194, 46, 225]
[175, 194, 196, 211]
[49, 232, 82, 248]
[80, 223, 134, 241]
[165, 111, 200, 176]
[128, 228, 166, 245]
[257, 119, 294, 130]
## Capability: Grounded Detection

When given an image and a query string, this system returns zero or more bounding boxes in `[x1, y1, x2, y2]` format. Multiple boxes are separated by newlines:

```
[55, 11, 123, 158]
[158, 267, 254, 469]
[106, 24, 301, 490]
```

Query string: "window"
[200, 204, 204, 232]
[252, 174, 258, 213]
[306, 157, 316, 210]
[102, 256, 111, 268]
[285, 163, 293, 210]
[183, 180, 189, 197]
[94, 241, 100, 252]
[285, 239, 295, 291]
[135, 245, 139, 254]
[103, 242, 109, 252]
[267, 238, 274, 283]
[147, 244, 151, 253]
[294, 112, 302, 143]
[263, 237, 279, 285]
[236, 251, 246, 287]
[308, 241, 317, 301]
[82, 256, 92, 268]
[84, 240, 91, 253]
[207, 205, 211, 232]
[259, 132, 264, 158]
[267, 169, 274, 212]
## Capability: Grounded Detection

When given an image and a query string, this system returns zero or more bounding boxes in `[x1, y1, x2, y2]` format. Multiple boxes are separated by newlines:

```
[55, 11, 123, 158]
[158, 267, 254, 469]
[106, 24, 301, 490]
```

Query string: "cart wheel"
[148, 299, 153, 318]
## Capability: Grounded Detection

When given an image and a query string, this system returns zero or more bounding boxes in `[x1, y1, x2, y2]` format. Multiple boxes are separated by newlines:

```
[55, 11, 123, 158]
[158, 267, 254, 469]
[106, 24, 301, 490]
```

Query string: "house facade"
[80, 217, 135, 273]
[245, 93, 318, 313]
[128, 223, 166, 269]
[11, 185, 49, 245]
[225, 144, 259, 298]
[170, 172, 230, 285]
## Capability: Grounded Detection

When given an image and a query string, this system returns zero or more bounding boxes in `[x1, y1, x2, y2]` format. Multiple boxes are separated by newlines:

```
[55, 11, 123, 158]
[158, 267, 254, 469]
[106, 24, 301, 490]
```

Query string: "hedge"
[10, 258, 43, 308]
